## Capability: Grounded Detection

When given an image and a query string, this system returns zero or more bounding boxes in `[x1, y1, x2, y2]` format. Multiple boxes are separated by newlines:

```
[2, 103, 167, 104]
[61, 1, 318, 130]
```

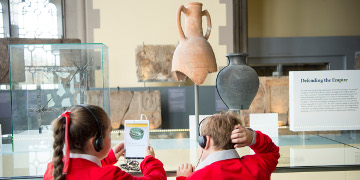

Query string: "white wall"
[65, 0, 360, 87]
[90, 0, 228, 87]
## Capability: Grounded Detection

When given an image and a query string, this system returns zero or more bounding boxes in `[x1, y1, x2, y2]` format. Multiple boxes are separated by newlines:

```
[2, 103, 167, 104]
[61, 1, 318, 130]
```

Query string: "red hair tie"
[60, 111, 71, 174]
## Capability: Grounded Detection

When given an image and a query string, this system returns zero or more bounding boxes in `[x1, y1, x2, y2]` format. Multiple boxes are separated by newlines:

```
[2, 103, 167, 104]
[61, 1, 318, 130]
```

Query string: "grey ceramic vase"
[216, 53, 259, 110]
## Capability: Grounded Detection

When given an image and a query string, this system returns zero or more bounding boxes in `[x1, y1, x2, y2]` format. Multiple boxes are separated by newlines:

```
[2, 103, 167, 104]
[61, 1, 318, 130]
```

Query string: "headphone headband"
[76, 104, 104, 152]
[198, 117, 207, 136]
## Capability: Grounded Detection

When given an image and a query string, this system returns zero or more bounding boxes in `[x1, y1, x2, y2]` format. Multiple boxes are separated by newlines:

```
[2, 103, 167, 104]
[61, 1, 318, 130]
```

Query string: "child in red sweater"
[177, 112, 280, 180]
[44, 105, 166, 180]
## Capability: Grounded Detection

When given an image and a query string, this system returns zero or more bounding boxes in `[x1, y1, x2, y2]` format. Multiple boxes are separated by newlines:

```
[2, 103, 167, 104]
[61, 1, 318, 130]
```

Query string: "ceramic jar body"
[216, 53, 259, 110]
[172, 2, 217, 85]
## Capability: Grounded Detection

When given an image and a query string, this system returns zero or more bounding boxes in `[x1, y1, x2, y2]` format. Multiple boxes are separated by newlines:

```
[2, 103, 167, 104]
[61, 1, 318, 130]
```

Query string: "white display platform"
[250, 113, 279, 138]
[289, 70, 360, 131]
[250, 113, 279, 154]
[290, 147, 360, 166]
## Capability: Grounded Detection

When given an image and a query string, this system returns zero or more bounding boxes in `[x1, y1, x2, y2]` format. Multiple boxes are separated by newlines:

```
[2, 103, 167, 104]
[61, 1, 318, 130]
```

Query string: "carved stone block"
[241, 76, 289, 126]
[265, 78, 289, 126]
[136, 45, 177, 81]
[110, 90, 133, 129]
[123, 90, 162, 129]
[0, 40, 9, 83]
[86, 90, 161, 129]
[86, 91, 103, 107]
[355, 52, 360, 70]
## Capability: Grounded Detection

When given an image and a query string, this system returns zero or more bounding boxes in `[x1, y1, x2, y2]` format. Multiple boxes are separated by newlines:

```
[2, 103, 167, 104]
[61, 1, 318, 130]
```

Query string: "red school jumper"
[177, 131, 280, 180]
[43, 149, 166, 180]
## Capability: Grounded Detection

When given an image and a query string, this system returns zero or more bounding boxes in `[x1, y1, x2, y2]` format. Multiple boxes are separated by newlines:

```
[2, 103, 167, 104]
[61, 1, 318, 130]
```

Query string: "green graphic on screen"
[129, 128, 144, 140]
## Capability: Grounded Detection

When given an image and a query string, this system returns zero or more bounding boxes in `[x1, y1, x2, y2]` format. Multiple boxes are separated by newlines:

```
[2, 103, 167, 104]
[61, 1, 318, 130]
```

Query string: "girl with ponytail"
[43, 105, 166, 180]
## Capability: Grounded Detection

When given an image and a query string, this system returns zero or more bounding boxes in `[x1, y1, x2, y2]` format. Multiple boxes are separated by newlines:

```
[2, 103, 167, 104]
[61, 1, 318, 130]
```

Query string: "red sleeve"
[176, 176, 187, 180]
[249, 131, 280, 173]
[139, 155, 167, 180]
[43, 161, 54, 180]
[101, 149, 118, 166]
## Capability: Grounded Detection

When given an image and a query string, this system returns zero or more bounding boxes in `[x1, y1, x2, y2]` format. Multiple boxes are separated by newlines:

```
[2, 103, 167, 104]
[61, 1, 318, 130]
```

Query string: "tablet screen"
[124, 120, 149, 159]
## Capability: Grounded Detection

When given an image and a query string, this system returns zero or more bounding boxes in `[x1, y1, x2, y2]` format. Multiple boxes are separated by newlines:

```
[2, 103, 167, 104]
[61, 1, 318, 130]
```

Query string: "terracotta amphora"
[172, 2, 217, 85]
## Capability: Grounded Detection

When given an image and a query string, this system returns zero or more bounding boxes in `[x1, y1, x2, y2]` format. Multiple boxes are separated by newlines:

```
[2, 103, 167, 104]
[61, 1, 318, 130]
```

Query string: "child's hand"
[231, 124, 253, 148]
[177, 163, 193, 177]
[112, 142, 125, 160]
[145, 146, 155, 158]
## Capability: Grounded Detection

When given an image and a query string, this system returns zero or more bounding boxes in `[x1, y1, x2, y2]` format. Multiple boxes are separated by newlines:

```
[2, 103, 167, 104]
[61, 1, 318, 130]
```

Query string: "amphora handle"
[176, 5, 186, 40]
[202, 9, 212, 40]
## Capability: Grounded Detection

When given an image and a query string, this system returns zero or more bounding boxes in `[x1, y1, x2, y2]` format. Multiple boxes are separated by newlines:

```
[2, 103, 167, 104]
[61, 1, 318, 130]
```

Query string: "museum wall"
[248, 0, 360, 38]
[64, 0, 360, 88]
[90, 0, 228, 87]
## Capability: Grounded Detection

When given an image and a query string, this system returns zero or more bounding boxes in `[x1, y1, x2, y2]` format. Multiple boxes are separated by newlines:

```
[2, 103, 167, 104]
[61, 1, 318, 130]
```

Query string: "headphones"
[198, 118, 207, 149]
[76, 104, 104, 152]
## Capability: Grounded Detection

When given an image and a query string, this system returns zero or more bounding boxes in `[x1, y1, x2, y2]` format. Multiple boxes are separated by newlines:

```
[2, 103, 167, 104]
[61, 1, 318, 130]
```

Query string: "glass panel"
[101, 45, 110, 115]
[9, 43, 110, 152]
[9, 0, 62, 38]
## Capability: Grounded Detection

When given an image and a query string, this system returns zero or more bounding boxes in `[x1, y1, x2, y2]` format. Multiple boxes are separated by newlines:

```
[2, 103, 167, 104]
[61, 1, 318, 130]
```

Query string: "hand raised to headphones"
[112, 142, 126, 160]
[231, 124, 254, 148]
[177, 163, 194, 177]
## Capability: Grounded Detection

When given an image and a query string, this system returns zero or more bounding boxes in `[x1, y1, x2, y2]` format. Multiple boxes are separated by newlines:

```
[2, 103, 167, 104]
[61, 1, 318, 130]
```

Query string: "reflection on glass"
[9, 44, 110, 153]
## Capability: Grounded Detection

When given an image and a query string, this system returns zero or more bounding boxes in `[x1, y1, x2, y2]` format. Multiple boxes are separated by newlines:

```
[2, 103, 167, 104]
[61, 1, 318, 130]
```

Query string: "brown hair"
[52, 105, 110, 180]
[200, 111, 242, 151]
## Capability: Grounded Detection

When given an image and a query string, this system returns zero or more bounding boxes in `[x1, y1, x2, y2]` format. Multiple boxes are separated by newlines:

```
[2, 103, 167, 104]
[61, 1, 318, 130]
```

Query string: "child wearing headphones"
[43, 105, 166, 180]
[176, 112, 280, 180]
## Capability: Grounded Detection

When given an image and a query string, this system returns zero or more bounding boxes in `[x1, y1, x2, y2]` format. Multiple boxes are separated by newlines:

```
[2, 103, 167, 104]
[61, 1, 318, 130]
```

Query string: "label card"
[289, 70, 360, 131]
[168, 88, 186, 112]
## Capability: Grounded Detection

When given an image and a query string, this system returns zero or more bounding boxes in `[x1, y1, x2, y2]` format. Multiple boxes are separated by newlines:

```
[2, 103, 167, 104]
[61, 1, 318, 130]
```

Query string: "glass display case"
[1, 42, 360, 179]
[8, 43, 110, 152]
[1, 77, 360, 178]
[1, 0, 360, 178]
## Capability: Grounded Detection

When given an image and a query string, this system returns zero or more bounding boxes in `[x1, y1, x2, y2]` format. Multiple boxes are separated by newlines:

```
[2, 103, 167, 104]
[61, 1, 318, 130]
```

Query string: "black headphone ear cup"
[94, 136, 104, 152]
[198, 135, 207, 149]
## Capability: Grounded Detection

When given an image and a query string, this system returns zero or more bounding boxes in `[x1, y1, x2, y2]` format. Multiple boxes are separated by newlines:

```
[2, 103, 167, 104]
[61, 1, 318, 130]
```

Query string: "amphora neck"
[184, 2, 204, 37]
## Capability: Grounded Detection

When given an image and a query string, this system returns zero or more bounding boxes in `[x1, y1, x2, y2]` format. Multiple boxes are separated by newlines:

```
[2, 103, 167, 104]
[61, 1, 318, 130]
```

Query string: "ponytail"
[52, 116, 66, 180]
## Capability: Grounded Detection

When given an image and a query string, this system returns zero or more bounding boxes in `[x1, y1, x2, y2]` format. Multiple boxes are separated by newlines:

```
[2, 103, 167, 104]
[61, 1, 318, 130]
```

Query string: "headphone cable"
[195, 149, 204, 168]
